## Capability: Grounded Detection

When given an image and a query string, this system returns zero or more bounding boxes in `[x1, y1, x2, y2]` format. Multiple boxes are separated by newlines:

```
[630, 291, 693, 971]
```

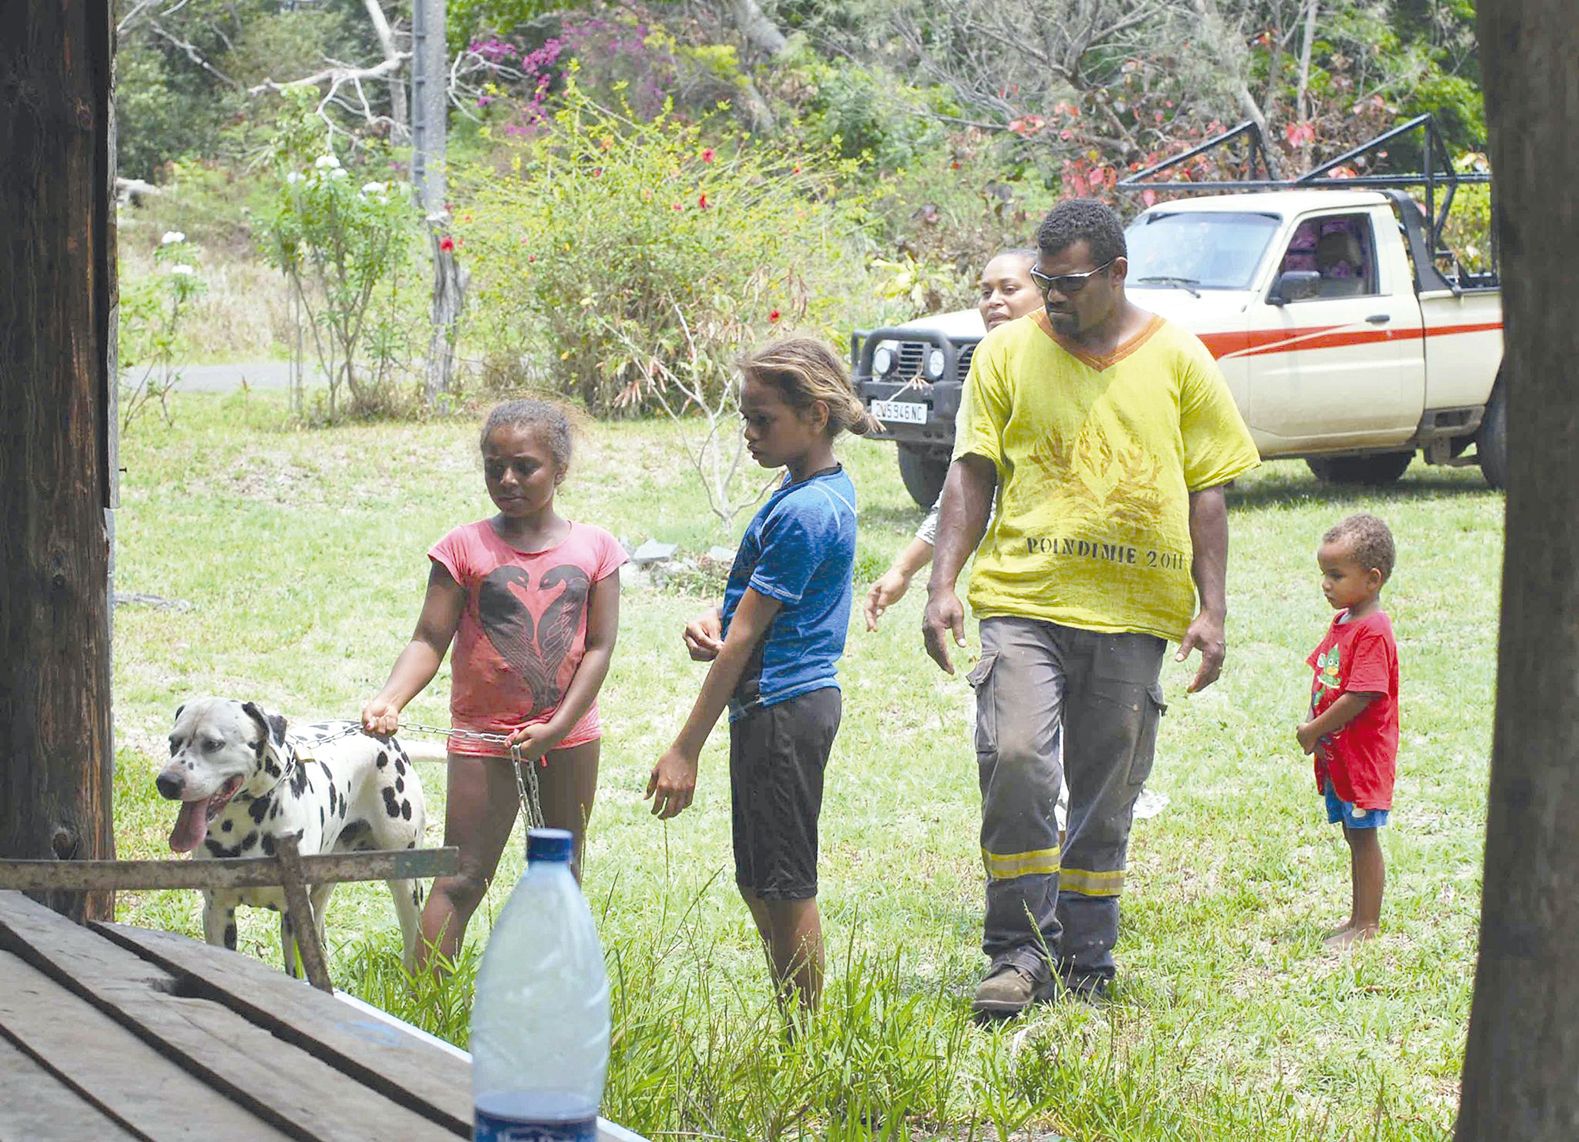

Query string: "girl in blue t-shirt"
[647, 337, 874, 1013]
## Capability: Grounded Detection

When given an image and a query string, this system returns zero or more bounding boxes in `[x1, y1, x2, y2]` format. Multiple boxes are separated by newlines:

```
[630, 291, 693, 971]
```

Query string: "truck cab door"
[1246, 207, 1425, 451]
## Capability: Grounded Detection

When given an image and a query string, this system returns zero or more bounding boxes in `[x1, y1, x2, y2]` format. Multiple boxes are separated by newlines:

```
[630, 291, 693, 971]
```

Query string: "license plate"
[871, 399, 928, 425]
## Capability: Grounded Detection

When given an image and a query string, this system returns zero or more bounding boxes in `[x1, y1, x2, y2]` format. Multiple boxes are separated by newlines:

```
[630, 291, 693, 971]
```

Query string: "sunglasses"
[1029, 258, 1116, 295]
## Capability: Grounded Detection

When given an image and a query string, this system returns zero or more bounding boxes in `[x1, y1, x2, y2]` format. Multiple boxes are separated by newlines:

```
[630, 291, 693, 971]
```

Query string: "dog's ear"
[240, 701, 289, 755]
[173, 703, 185, 724]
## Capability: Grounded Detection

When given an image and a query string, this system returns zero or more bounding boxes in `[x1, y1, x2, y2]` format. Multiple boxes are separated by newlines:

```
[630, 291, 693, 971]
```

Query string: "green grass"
[111, 393, 1498, 1140]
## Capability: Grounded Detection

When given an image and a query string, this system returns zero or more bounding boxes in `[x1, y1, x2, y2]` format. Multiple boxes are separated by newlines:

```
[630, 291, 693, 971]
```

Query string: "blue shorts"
[1324, 780, 1389, 829]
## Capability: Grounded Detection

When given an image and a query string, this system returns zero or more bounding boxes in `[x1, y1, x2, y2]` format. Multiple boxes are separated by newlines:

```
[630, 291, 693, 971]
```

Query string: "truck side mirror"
[1270, 270, 1322, 305]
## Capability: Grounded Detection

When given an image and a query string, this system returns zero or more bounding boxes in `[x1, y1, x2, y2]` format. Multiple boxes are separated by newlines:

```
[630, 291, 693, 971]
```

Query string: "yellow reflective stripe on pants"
[1059, 867, 1125, 896]
[981, 846, 1061, 881]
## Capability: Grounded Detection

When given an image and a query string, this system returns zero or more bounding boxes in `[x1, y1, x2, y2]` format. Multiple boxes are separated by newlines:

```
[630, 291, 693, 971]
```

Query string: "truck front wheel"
[897, 446, 949, 509]
[1477, 380, 1508, 491]
[1305, 452, 1414, 486]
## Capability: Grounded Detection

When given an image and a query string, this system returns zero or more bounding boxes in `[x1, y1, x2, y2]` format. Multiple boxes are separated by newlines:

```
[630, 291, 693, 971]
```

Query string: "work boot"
[971, 963, 1049, 1019]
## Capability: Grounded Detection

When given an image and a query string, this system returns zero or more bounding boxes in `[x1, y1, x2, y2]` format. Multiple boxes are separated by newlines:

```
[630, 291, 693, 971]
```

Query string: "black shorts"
[729, 687, 842, 902]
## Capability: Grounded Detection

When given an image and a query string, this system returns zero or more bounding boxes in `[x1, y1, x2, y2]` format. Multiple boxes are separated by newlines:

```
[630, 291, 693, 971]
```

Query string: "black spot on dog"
[395, 776, 404, 794]
[260, 834, 277, 855]
[382, 787, 401, 818]
[270, 802, 281, 819]
[401, 799, 412, 821]
[224, 922, 237, 950]
[395, 757, 406, 776]
[266, 713, 288, 743]
[221, 819, 234, 833]
[205, 838, 241, 858]
[264, 758, 281, 778]
[240, 831, 258, 851]
[376, 751, 389, 769]
[249, 795, 272, 824]
[406, 839, 416, 849]
[320, 807, 326, 827]
[290, 765, 309, 797]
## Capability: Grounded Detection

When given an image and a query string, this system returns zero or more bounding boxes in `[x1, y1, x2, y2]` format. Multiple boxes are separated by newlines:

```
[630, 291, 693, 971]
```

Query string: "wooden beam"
[0, 847, 458, 891]
[0, 0, 118, 921]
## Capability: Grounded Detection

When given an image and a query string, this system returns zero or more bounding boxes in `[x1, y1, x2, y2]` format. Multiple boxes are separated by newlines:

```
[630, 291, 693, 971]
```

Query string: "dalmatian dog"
[156, 697, 427, 973]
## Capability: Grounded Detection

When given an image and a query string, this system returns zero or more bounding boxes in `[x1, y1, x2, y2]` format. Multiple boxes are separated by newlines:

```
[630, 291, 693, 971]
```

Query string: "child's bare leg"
[418, 752, 520, 972]
[533, 740, 600, 882]
[1327, 824, 1384, 948]
[739, 887, 824, 1012]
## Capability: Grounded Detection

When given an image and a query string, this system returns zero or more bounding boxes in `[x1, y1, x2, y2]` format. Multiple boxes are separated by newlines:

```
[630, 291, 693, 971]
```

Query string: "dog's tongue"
[169, 798, 210, 853]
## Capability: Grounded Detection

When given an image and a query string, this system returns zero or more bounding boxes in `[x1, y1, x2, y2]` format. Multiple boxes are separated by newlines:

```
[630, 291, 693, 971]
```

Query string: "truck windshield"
[1126, 211, 1280, 290]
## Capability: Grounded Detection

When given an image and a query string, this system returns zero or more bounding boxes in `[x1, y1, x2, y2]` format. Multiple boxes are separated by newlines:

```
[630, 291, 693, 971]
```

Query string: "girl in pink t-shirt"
[363, 400, 624, 969]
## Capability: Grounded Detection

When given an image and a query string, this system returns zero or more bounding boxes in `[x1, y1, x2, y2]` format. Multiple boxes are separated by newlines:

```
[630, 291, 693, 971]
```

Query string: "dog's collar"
[236, 737, 299, 803]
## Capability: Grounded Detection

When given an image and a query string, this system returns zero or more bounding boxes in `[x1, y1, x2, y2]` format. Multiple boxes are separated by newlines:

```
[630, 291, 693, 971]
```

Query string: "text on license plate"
[870, 399, 928, 425]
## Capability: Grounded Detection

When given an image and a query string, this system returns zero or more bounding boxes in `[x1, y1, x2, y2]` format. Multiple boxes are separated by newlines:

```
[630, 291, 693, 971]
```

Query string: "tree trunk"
[1456, 3, 1579, 1137]
[362, 0, 408, 140]
[0, 0, 118, 921]
[1190, 0, 1280, 178]
[724, 0, 787, 57]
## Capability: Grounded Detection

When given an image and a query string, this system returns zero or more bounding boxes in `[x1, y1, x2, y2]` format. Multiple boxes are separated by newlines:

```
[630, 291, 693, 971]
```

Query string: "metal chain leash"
[293, 721, 545, 833]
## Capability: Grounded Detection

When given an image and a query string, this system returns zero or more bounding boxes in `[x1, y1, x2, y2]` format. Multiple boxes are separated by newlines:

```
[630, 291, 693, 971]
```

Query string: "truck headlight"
[872, 346, 895, 376]
[925, 348, 946, 380]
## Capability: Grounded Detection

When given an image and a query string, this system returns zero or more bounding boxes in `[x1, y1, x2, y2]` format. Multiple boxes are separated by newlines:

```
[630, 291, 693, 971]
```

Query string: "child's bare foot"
[1323, 923, 1378, 950]
[1322, 921, 1353, 942]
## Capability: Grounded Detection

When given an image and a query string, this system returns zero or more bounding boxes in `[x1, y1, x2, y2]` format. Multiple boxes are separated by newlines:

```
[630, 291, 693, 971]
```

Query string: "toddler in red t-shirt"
[1296, 513, 1399, 949]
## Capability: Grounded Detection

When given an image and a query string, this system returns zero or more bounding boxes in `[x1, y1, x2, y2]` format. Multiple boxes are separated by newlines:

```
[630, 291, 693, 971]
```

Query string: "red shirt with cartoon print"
[1306, 608, 1399, 809]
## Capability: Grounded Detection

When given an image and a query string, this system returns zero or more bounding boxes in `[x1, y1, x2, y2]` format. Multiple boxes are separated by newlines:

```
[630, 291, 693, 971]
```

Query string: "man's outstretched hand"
[1176, 610, 1226, 693]
[922, 587, 967, 675]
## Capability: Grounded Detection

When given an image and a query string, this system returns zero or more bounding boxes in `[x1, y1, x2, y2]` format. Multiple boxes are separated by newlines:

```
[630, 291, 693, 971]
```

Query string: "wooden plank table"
[0, 892, 643, 1141]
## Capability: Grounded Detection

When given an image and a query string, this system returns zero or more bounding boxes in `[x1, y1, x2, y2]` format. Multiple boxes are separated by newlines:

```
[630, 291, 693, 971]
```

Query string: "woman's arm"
[646, 588, 783, 819]
[509, 569, 622, 758]
[362, 562, 466, 733]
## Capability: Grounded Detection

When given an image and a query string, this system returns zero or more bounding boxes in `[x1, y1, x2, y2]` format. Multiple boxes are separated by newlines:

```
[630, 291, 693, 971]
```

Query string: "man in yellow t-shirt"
[923, 199, 1259, 1018]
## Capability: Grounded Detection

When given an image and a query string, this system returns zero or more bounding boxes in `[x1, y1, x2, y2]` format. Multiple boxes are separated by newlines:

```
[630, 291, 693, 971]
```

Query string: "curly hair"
[480, 399, 574, 469]
[738, 338, 878, 438]
[1035, 199, 1128, 266]
[1323, 513, 1396, 582]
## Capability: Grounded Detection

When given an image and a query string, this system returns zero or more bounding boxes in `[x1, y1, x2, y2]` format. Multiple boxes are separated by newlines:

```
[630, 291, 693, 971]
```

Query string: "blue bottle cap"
[527, 828, 574, 863]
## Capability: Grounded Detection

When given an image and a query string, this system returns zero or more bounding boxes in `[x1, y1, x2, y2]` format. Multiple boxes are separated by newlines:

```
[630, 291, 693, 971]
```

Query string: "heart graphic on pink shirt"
[477, 564, 591, 717]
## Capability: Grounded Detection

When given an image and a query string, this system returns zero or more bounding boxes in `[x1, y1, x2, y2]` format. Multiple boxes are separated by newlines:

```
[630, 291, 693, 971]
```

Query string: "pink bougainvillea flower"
[698, 192, 710, 209]
[439, 236, 455, 252]
[528, 254, 537, 263]
[671, 202, 684, 211]
[702, 148, 715, 163]
[769, 309, 781, 323]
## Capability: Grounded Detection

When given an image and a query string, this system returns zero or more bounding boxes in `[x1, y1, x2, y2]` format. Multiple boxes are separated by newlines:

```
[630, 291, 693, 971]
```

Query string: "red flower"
[702, 148, 716, 163]
[769, 309, 781, 323]
[698, 192, 710, 209]
[528, 254, 537, 263]
[439, 235, 455, 252]
[671, 202, 684, 211]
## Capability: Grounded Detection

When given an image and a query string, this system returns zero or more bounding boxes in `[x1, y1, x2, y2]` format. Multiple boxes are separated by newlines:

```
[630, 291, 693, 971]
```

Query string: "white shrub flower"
[160, 230, 186, 246]
[361, 181, 386, 195]
[314, 154, 341, 170]
[171, 264, 195, 276]
[286, 171, 302, 184]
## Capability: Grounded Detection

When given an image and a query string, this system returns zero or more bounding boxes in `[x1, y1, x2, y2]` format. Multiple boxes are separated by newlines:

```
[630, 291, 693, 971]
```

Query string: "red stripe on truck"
[1198, 320, 1502, 362]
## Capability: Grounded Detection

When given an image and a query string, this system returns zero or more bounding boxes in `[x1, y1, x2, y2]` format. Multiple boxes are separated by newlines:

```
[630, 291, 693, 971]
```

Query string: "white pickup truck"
[853, 186, 1504, 506]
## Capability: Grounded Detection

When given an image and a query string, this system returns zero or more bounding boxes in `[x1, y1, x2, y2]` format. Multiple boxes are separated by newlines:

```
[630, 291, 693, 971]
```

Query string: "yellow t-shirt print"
[953, 310, 1260, 642]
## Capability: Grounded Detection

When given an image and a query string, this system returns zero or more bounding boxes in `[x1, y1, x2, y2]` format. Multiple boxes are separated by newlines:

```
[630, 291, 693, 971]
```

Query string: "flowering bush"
[259, 97, 425, 421]
[456, 83, 872, 415]
[119, 231, 206, 431]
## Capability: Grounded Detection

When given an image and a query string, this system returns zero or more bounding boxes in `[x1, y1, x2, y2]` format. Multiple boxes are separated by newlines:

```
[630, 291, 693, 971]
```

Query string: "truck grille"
[887, 341, 975, 381]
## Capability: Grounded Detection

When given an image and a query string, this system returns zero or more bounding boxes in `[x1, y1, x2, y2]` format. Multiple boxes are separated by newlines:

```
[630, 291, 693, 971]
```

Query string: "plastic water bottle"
[472, 828, 610, 1142]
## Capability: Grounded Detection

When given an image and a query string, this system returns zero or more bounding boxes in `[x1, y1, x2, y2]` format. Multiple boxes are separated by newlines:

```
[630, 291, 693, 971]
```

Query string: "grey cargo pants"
[969, 617, 1166, 987]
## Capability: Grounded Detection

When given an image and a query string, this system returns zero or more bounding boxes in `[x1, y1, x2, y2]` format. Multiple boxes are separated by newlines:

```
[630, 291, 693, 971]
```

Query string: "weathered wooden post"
[1457, 2, 1579, 1137]
[0, 0, 118, 921]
